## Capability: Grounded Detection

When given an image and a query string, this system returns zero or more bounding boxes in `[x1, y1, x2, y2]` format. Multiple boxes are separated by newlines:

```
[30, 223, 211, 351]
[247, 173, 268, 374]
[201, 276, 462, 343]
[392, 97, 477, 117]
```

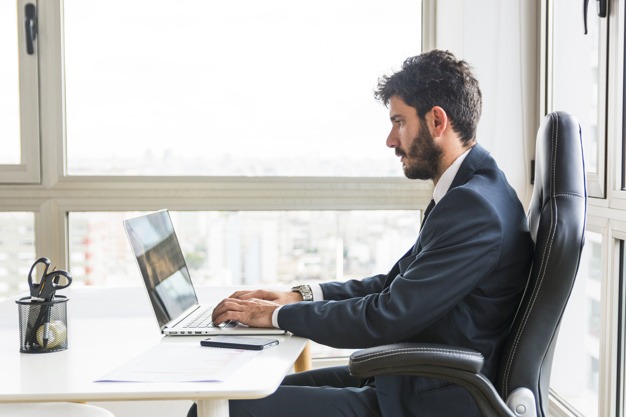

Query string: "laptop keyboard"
[184, 307, 215, 328]
[183, 308, 237, 329]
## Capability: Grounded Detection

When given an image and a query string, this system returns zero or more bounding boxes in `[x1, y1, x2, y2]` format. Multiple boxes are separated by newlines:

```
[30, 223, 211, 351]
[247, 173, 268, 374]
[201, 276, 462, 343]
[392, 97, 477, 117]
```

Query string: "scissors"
[28, 257, 72, 301]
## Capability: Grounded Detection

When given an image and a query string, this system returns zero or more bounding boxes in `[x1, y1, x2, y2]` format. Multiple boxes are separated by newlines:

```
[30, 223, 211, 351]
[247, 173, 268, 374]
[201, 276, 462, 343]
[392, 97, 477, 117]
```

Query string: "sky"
[61, 0, 421, 175]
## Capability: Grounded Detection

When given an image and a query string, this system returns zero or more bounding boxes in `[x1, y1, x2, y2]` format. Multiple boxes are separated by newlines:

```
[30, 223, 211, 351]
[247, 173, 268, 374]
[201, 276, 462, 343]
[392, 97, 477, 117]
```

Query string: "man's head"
[376, 50, 482, 181]
[375, 49, 482, 145]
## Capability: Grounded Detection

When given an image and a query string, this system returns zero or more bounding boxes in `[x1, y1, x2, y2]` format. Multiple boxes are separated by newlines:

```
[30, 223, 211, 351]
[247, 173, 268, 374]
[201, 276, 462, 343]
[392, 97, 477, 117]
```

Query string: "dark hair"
[375, 50, 482, 144]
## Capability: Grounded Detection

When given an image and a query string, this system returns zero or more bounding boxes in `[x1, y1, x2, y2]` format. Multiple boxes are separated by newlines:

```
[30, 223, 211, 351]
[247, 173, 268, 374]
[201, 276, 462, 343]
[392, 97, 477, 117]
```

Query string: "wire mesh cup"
[16, 295, 69, 353]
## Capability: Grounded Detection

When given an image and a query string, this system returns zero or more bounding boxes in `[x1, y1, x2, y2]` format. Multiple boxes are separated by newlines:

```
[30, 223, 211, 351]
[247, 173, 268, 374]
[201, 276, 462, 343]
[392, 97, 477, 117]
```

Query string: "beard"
[395, 121, 443, 180]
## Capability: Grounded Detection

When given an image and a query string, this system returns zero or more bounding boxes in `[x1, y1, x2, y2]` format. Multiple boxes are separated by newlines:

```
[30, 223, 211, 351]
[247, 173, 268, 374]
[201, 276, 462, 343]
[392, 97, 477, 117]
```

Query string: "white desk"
[0, 287, 308, 417]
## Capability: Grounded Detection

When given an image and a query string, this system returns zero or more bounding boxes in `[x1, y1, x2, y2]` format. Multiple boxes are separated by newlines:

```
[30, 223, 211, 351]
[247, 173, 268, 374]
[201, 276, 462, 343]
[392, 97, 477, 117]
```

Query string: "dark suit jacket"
[278, 144, 534, 417]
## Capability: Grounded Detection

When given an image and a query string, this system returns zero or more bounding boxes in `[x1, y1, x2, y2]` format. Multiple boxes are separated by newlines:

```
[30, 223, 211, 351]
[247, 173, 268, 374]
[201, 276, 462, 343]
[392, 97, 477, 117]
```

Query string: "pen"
[40, 267, 57, 349]
[42, 305, 51, 348]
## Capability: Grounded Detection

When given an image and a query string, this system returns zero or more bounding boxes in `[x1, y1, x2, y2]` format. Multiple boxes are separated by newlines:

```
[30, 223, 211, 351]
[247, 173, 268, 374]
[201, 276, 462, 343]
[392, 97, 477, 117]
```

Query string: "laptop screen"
[123, 210, 198, 329]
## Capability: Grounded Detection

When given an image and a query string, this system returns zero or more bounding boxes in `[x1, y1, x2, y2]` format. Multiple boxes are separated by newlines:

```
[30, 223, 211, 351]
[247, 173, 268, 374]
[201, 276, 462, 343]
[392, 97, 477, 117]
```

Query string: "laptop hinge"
[163, 304, 202, 332]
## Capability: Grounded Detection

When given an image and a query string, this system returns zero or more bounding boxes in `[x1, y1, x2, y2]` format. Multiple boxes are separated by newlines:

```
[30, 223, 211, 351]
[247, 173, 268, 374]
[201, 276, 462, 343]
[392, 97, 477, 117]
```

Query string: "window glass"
[550, 0, 604, 190]
[0, 1, 21, 164]
[69, 209, 420, 358]
[68, 210, 419, 287]
[550, 231, 602, 417]
[63, 0, 421, 176]
[0, 212, 36, 300]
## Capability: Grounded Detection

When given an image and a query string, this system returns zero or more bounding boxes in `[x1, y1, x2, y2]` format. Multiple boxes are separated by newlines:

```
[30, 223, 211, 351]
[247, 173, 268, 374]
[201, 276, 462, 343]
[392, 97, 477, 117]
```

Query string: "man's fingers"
[211, 297, 277, 328]
[228, 290, 255, 299]
[212, 298, 243, 323]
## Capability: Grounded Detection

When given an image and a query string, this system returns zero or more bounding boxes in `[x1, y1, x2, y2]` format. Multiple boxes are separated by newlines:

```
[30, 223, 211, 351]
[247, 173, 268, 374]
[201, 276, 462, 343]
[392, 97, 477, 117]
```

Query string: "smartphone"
[200, 336, 279, 350]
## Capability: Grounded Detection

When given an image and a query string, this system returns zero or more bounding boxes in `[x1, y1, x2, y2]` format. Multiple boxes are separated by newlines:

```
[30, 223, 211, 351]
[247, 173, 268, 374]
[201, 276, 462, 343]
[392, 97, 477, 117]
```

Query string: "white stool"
[0, 402, 115, 417]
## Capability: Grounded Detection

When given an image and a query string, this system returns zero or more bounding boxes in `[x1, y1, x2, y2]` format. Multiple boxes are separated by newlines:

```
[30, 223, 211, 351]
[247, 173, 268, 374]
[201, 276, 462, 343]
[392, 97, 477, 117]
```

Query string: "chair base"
[506, 388, 537, 417]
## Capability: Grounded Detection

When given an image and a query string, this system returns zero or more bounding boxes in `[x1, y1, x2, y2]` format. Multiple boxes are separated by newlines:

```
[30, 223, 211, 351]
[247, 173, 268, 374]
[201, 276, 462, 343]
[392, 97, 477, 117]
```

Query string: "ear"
[426, 106, 448, 138]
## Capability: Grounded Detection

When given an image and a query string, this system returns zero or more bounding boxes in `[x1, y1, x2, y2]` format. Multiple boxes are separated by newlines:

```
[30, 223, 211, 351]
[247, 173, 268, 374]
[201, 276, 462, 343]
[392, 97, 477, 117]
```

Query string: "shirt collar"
[432, 148, 472, 204]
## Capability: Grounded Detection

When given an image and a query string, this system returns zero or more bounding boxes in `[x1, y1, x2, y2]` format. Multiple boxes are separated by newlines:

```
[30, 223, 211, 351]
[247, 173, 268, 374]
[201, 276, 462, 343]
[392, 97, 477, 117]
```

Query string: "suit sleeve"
[320, 274, 389, 300]
[277, 188, 504, 348]
[320, 247, 413, 300]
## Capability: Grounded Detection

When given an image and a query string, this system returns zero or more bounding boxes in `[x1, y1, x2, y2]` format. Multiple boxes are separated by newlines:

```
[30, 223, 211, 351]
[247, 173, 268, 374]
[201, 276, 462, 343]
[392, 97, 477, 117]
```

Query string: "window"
[547, 0, 608, 197]
[0, 0, 426, 360]
[63, 0, 421, 177]
[0, 0, 427, 290]
[0, 1, 20, 165]
[545, 2, 620, 413]
[68, 210, 420, 287]
[0, 0, 40, 183]
[0, 212, 35, 299]
[551, 231, 602, 417]
[67, 209, 421, 360]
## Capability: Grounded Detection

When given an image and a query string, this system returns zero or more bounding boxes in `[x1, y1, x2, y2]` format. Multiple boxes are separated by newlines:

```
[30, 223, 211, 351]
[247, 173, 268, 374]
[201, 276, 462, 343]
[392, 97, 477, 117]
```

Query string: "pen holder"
[16, 296, 69, 353]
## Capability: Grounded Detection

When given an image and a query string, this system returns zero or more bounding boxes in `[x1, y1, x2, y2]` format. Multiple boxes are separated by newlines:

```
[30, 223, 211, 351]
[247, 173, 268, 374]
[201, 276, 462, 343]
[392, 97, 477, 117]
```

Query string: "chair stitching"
[352, 347, 482, 364]
[554, 193, 584, 198]
[503, 113, 558, 392]
[502, 113, 559, 395]
[503, 112, 559, 393]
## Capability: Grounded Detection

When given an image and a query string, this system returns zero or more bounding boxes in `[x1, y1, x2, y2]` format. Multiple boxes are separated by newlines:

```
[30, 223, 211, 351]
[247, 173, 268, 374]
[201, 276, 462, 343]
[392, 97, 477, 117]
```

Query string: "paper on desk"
[96, 342, 259, 382]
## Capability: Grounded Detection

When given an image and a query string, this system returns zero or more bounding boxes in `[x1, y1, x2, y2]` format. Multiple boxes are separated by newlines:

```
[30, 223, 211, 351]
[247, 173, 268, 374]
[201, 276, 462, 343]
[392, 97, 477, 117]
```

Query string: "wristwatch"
[291, 284, 313, 301]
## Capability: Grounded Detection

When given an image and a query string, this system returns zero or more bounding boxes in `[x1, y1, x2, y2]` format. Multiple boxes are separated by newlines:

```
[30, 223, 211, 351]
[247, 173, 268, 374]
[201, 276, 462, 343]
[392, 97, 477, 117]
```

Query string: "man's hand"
[227, 289, 304, 305]
[211, 297, 280, 328]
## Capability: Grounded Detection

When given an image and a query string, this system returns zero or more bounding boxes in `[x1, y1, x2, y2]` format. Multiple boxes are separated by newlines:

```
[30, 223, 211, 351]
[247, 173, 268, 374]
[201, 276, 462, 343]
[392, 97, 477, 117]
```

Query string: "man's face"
[386, 96, 443, 180]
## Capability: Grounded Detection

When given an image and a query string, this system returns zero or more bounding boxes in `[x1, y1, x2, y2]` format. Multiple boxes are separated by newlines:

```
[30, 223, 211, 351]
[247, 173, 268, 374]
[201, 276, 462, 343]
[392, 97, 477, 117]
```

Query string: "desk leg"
[293, 341, 312, 372]
[196, 399, 229, 417]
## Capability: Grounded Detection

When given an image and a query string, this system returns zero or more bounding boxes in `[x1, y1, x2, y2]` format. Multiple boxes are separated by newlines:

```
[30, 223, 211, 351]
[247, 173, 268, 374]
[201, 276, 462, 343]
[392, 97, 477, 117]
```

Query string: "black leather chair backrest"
[496, 111, 587, 416]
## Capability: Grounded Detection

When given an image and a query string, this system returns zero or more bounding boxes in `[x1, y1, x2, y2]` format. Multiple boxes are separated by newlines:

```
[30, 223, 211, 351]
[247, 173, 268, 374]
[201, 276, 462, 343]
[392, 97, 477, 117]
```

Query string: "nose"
[386, 129, 398, 148]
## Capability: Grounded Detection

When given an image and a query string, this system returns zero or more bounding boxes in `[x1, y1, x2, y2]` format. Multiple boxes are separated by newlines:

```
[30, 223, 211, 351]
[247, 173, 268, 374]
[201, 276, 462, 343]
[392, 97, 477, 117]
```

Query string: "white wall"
[425, 0, 540, 206]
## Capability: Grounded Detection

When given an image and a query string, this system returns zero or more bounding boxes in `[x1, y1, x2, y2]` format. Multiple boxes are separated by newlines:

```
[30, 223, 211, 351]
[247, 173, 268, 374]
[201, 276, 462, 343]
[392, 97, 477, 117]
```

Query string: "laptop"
[123, 209, 286, 336]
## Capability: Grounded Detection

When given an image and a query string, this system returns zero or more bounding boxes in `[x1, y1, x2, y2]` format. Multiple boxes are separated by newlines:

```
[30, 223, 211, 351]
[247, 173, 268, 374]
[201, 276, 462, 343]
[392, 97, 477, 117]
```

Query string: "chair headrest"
[528, 111, 586, 239]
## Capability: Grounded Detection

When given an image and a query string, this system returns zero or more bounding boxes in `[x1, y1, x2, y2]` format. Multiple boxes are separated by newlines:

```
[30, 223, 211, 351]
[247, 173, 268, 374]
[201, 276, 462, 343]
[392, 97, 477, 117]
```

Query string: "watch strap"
[291, 284, 313, 301]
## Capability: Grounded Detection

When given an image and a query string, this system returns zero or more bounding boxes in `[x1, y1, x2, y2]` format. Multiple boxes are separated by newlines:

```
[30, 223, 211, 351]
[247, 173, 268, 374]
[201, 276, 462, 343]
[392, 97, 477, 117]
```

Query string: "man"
[188, 49, 533, 417]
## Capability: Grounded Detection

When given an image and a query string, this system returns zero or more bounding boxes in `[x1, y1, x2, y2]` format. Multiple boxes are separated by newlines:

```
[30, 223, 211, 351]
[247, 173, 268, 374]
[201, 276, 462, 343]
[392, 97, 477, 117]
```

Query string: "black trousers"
[186, 366, 381, 417]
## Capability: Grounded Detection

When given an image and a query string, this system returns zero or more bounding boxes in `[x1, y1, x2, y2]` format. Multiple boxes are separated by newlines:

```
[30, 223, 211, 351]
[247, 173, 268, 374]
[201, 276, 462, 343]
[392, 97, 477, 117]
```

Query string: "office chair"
[0, 403, 115, 417]
[349, 111, 587, 417]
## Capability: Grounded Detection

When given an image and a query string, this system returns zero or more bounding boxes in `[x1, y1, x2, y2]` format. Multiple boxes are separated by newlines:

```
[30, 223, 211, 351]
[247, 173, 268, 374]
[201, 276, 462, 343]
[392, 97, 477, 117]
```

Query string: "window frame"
[544, 0, 610, 198]
[0, 0, 41, 184]
[0, 0, 432, 269]
[546, 0, 626, 415]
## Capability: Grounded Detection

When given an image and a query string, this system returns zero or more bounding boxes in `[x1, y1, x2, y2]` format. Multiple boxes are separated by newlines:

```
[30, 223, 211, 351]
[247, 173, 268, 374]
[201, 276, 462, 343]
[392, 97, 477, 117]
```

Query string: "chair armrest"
[349, 343, 484, 378]
[349, 343, 517, 417]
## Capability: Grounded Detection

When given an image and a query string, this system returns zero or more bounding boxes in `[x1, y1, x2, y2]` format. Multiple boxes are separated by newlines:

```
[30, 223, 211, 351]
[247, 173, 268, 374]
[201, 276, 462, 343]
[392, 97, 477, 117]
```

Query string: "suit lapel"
[382, 144, 492, 289]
